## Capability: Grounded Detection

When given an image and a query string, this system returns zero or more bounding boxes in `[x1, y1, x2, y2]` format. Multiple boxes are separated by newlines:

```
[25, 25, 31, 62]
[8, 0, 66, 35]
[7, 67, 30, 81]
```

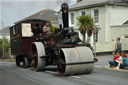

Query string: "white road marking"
[71, 76, 81, 79]
[94, 65, 104, 68]
[45, 71, 58, 74]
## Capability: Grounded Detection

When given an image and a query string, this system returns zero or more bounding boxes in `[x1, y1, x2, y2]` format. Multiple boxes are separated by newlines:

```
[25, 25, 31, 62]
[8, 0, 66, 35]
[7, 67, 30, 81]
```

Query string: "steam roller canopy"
[58, 46, 94, 76]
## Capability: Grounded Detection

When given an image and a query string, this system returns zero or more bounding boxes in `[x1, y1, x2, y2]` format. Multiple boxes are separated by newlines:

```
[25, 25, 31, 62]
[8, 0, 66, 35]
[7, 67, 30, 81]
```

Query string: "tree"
[77, 15, 94, 44]
[0, 36, 10, 58]
[48, 21, 57, 34]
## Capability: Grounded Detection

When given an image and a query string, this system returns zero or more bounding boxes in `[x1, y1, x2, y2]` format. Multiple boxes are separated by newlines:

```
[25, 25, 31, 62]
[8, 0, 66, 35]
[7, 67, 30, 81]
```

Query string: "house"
[69, 0, 128, 52]
[0, 26, 10, 40]
[15, 9, 59, 27]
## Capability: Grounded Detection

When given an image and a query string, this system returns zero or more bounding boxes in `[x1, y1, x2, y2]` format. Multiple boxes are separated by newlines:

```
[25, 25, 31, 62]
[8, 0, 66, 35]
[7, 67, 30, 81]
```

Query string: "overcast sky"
[0, 0, 76, 29]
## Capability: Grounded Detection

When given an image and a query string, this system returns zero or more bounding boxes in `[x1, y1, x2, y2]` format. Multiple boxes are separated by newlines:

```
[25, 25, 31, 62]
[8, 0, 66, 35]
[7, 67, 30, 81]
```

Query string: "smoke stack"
[61, 3, 69, 28]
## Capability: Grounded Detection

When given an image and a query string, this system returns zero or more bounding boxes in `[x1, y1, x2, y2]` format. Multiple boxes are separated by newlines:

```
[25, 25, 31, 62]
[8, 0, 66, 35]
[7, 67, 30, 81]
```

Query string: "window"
[70, 12, 74, 25]
[13, 27, 16, 35]
[123, 34, 128, 38]
[81, 11, 86, 16]
[21, 23, 33, 37]
[93, 9, 99, 24]
[15, 26, 18, 34]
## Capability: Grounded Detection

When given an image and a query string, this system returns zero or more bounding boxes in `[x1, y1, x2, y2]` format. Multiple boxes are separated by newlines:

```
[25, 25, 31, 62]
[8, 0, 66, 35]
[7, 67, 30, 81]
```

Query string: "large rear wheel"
[31, 42, 46, 71]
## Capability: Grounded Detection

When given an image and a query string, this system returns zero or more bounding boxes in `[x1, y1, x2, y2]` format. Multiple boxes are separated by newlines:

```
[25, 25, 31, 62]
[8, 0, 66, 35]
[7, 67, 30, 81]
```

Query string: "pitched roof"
[15, 9, 58, 24]
[0, 26, 10, 35]
[70, 0, 128, 11]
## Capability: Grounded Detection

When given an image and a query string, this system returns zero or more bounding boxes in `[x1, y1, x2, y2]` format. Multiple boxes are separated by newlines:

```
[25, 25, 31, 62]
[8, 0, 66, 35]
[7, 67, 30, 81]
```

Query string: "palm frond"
[77, 15, 94, 43]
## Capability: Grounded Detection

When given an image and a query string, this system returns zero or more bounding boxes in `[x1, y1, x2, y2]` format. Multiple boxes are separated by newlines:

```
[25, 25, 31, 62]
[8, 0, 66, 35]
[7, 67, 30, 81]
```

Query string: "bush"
[0, 36, 10, 58]
[48, 21, 58, 34]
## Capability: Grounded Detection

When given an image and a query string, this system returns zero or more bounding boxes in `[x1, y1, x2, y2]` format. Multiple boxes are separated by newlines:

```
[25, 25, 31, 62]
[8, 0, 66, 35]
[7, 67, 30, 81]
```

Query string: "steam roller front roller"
[31, 42, 46, 71]
[58, 46, 94, 76]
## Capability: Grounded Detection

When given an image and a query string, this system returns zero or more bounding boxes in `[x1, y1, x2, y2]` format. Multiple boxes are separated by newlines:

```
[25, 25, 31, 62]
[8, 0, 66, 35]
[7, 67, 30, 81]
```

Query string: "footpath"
[95, 55, 128, 72]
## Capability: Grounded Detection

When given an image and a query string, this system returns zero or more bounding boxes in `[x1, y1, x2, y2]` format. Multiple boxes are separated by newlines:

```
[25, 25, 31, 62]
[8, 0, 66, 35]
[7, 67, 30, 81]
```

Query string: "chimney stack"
[77, 0, 82, 3]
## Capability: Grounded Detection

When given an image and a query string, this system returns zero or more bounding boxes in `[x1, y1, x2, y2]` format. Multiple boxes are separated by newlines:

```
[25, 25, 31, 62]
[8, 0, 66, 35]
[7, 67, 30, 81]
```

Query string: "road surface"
[0, 56, 128, 85]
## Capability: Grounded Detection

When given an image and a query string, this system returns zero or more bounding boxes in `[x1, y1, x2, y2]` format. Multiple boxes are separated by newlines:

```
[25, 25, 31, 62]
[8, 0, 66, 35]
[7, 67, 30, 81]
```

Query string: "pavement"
[95, 55, 128, 72]
[0, 55, 128, 85]
[105, 65, 128, 72]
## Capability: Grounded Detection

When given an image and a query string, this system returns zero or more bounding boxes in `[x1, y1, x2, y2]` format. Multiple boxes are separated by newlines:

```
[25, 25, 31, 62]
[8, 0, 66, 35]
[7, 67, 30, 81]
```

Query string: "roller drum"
[58, 46, 94, 76]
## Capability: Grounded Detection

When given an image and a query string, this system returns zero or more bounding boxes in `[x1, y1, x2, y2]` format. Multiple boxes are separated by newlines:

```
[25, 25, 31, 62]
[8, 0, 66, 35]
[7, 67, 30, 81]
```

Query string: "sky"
[0, 0, 76, 29]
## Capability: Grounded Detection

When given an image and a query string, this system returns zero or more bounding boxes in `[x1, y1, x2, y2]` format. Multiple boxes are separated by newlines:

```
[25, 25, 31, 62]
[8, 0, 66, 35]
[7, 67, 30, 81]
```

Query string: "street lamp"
[93, 26, 98, 57]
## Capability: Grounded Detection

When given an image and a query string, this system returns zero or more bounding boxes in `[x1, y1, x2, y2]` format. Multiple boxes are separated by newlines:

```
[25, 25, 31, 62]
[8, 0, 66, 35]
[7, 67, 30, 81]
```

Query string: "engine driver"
[42, 22, 51, 35]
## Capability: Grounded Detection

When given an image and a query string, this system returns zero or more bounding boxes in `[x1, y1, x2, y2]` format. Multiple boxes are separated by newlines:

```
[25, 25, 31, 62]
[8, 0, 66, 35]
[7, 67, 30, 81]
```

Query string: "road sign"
[93, 26, 98, 42]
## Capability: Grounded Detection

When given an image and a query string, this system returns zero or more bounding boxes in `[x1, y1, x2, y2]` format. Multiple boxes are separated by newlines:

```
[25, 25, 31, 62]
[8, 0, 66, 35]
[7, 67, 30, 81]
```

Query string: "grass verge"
[0, 59, 15, 62]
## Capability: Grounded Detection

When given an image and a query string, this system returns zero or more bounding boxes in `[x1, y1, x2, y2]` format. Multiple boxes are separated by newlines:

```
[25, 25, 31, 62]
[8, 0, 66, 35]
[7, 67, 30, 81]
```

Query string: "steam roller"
[10, 2, 95, 76]
[30, 3, 94, 76]
[31, 42, 94, 76]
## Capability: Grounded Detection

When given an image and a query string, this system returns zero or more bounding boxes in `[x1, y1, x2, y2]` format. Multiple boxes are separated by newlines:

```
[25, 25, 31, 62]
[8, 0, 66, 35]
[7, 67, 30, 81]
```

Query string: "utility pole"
[1, 21, 5, 58]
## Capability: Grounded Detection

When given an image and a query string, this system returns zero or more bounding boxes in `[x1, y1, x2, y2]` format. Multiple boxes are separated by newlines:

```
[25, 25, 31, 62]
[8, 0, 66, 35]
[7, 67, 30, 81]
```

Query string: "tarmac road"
[0, 56, 128, 85]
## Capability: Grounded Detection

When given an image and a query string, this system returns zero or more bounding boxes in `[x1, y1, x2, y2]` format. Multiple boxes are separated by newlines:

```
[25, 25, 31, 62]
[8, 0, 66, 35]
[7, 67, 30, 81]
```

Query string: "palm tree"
[86, 15, 94, 43]
[77, 15, 94, 44]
